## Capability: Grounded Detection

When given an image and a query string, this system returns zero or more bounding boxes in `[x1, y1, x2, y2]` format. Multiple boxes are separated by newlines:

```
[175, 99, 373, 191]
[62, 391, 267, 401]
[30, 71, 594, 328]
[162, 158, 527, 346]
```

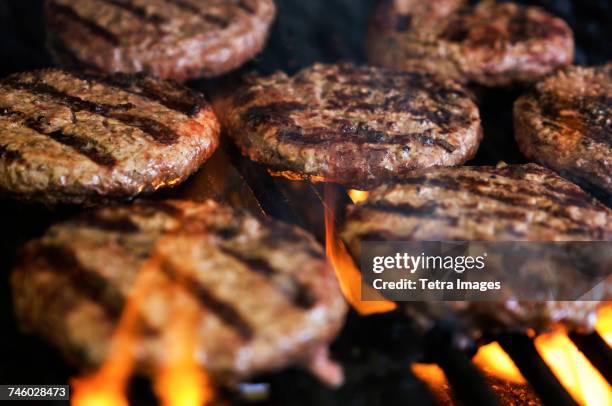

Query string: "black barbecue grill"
[0, 1, 610, 405]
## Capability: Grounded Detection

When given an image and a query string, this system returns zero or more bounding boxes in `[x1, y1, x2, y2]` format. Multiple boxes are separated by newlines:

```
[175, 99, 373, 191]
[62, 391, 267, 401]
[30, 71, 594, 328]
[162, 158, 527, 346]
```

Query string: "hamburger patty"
[341, 163, 611, 333]
[0, 69, 219, 205]
[366, 0, 574, 87]
[216, 63, 482, 188]
[45, 0, 276, 81]
[514, 64, 611, 206]
[12, 199, 347, 386]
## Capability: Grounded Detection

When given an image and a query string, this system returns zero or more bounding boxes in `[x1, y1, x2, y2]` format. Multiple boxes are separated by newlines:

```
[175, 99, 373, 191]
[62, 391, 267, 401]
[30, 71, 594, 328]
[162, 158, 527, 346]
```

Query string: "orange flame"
[72, 248, 213, 406]
[71, 257, 160, 406]
[154, 286, 212, 406]
[535, 330, 611, 405]
[596, 305, 612, 346]
[324, 185, 396, 315]
[347, 189, 369, 204]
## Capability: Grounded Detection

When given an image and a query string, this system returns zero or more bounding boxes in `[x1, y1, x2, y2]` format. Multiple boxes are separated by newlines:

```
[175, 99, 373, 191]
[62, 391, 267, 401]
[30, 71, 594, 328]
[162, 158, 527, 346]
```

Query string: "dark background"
[0, 0, 610, 79]
[0, 1, 610, 405]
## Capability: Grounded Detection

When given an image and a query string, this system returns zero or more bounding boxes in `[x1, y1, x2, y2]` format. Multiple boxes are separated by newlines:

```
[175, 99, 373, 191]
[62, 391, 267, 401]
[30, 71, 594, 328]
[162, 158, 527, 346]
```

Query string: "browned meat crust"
[12, 200, 347, 386]
[514, 64, 611, 206]
[341, 163, 611, 333]
[0, 69, 220, 205]
[366, 0, 574, 87]
[45, 0, 276, 81]
[216, 63, 482, 189]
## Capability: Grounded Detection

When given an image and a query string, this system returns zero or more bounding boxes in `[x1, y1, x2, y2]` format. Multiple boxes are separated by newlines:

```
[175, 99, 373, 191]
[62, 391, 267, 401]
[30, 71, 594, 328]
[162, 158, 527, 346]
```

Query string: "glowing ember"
[324, 185, 396, 315]
[268, 169, 326, 183]
[535, 331, 611, 406]
[411, 363, 447, 387]
[347, 189, 369, 204]
[411, 364, 453, 404]
[473, 342, 525, 384]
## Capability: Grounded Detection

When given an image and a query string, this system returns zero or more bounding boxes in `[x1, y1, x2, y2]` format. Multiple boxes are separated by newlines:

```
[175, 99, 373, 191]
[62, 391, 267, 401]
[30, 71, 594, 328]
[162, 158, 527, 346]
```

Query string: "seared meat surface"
[341, 164, 611, 334]
[514, 63, 611, 206]
[0, 69, 219, 205]
[12, 200, 347, 386]
[216, 63, 482, 189]
[45, 0, 276, 81]
[366, 0, 574, 86]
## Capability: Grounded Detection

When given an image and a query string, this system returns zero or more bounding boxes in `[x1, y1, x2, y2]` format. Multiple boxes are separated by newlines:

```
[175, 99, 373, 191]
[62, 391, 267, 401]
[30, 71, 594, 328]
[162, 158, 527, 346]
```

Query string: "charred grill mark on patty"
[3, 77, 180, 145]
[166, 0, 201, 13]
[35, 244, 125, 318]
[108, 113, 179, 145]
[390, 170, 606, 237]
[101, 0, 166, 25]
[37, 128, 117, 167]
[165, 0, 229, 27]
[219, 247, 315, 308]
[0, 107, 117, 167]
[241, 102, 307, 128]
[160, 261, 254, 340]
[401, 168, 596, 209]
[277, 125, 457, 152]
[81, 72, 209, 117]
[358, 201, 459, 226]
[47, 2, 120, 45]
[236, 0, 256, 14]
[201, 14, 230, 28]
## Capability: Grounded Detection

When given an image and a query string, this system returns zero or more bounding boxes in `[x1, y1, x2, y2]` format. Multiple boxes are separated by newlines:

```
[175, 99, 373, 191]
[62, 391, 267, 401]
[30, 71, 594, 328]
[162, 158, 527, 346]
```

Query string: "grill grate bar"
[223, 140, 306, 226]
[569, 332, 612, 385]
[426, 325, 500, 406]
[498, 334, 580, 406]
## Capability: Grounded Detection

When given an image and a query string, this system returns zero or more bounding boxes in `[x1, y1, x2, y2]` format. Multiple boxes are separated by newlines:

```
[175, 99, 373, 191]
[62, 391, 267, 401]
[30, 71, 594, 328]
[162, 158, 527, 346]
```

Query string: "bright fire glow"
[71, 258, 158, 406]
[324, 185, 396, 315]
[596, 305, 612, 346]
[71, 372, 128, 406]
[72, 251, 213, 406]
[155, 287, 212, 406]
[411, 363, 447, 387]
[473, 342, 525, 384]
[536, 331, 611, 406]
[411, 363, 453, 404]
[348, 189, 369, 204]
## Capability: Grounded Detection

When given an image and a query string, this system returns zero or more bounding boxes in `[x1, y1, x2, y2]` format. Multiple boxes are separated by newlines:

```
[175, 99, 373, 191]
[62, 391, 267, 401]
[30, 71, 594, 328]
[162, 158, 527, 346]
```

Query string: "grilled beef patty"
[0, 69, 219, 205]
[341, 163, 611, 333]
[45, 0, 276, 81]
[12, 199, 347, 386]
[514, 64, 611, 206]
[216, 63, 482, 188]
[366, 0, 574, 87]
